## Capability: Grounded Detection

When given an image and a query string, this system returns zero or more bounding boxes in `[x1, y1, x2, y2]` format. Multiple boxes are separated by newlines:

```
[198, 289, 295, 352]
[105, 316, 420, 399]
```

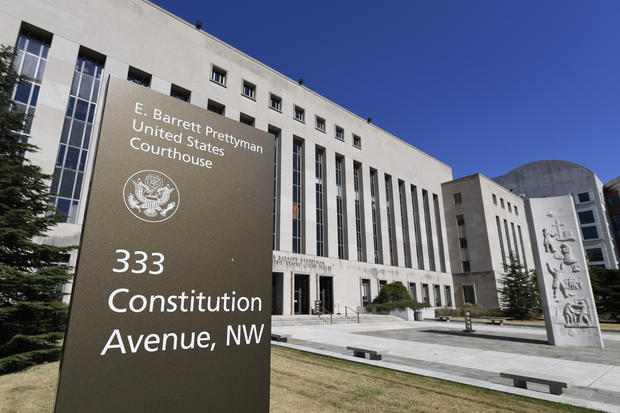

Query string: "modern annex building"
[604, 177, 620, 261]
[0, 0, 455, 315]
[442, 174, 535, 307]
[494, 160, 619, 270]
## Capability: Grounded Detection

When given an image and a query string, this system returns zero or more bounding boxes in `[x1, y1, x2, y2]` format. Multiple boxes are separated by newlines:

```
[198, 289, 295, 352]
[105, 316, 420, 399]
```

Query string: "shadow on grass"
[422, 329, 549, 345]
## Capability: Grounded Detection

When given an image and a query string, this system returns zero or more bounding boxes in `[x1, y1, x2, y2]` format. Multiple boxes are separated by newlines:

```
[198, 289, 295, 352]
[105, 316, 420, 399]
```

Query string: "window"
[500, 198, 505, 208]
[445, 286, 452, 307]
[577, 192, 591, 203]
[423, 190, 436, 271]
[11, 26, 51, 143]
[370, 169, 383, 264]
[507, 202, 512, 212]
[361, 279, 371, 306]
[518, 225, 528, 271]
[433, 194, 446, 272]
[127, 66, 151, 87]
[453, 192, 462, 204]
[385, 175, 397, 266]
[496, 216, 507, 268]
[434, 285, 442, 307]
[586, 248, 604, 262]
[409, 283, 417, 301]
[315, 116, 325, 132]
[492, 194, 497, 205]
[336, 156, 347, 259]
[379, 280, 388, 290]
[242, 80, 255, 99]
[411, 185, 424, 269]
[294, 105, 305, 122]
[269, 93, 282, 112]
[170, 84, 190, 102]
[581, 226, 599, 240]
[315, 148, 326, 257]
[50, 49, 104, 224]
[353, 134, 362, 149]
[292, 139, 304, 253]
[335, 125, 344, 141]
[399, 181, 412, 268]
[462, 285, 476, 304]
[422, 284, 430, 305]
[609, 196, 620, 206]
[353, 163, 366, 262]
[462, 261, 471, 272]
[578, 210, 595, 225]
[211, 65, 227, 85]
[456, 214, 465, 226]
[239, 113, 255, 127]
[207, 99, 225, 115]
[514, 205, 518, 215]
[459, 237, 468, 248]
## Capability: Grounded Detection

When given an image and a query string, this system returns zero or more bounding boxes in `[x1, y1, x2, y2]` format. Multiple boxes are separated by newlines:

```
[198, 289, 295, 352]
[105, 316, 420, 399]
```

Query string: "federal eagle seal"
[123, 170, 179, 222]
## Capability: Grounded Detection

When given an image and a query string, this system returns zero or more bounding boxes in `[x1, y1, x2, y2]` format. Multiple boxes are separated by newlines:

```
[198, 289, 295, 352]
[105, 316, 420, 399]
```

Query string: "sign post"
[54, 77, 274, 412]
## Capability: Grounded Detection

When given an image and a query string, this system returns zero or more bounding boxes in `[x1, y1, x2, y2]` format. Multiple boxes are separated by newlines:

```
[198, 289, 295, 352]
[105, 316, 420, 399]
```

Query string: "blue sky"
[152, 0, 619, 183]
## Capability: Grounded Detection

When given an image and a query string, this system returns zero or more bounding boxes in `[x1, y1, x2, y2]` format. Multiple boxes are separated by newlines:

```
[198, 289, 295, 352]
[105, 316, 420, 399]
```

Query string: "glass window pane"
[30, 85, 39, 106]
[69, 120, 84, 147]
[83, 60, 96, 76]
[73, 172, 83, 199]
[61, 117, 71, 143]
[582, 226, 598, 240]
[92, 79, 100, 101]
[21, 53, 37, 79]
[578, 210, 595, 225]
[88, 103, 96, 123]
[75, 99, 88, 121]
[71, 73, 80, 95]
[26, 38, 42, 55]
[66, 97, 75, 117]
[79, 75, 93, 100]
[51, 167, 61, 194]
[34, 59, 45, 82]
[56, 144, 66, 167]
[64, 147, 80, 170]
[13, 82, 32, 104]
[79, 150, 87, 171]
[17, 35, 27, 50]
[56, 198, 71, 221]
[40, 44, 49, 59]
[83, 124, 92, 149]
[59, 170, 75, 198]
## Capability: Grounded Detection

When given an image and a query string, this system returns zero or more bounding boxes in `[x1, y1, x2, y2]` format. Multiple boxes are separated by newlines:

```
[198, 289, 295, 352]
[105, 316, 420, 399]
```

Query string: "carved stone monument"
[526, 195, 604, 348]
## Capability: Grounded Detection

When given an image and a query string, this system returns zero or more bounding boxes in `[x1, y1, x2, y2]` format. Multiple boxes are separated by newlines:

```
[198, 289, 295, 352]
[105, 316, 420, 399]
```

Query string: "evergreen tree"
[0, 45, 72, 374]
[499, 254, 541, 319]
[590, 266, 620, 322]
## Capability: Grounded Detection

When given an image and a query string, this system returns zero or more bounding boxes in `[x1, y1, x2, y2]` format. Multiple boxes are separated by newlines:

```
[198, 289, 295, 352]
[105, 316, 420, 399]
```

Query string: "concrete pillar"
[361, 164, 375, 264]
[282, 271, 292, 315]
[392, 178, 405, 268]
[150, 75, 169, 95]
[344, 157, 357, 261]
[376, 169, 390, 265]
[325, 148, 338, 258]
[279, 131, 293, 253]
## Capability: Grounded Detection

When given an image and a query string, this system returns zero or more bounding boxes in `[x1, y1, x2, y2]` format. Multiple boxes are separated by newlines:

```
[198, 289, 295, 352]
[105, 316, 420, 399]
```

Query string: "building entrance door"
[318, 276, 333, 313]
[271, 273, 283, 315]
[294, 274, 310, 314]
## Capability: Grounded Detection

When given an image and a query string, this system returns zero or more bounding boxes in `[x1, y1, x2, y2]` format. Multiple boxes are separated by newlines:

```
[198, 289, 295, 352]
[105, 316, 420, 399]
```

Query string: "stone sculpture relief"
[542, 214, 592, 329]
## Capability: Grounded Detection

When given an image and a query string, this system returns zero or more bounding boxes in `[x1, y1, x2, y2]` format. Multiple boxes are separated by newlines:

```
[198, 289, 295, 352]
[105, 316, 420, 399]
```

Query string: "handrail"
[344, 306, 360, 323]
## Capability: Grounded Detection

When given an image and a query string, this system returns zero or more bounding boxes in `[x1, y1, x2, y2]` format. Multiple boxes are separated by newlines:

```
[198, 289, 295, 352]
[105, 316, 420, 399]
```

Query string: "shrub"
[0, 332, 63, 357]
[365, 299, 429, 314]
[0, 302, 68, 343]
[0, 347, 62, 375]
[372, 283, 410, 304]
[435, 304, 505, 318]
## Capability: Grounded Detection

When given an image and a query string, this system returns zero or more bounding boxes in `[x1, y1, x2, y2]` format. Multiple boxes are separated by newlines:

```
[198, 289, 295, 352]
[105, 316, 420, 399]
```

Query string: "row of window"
[281, 137, 447, 271]
[491, 194, 518, 215]
[362, 280, 452, 307]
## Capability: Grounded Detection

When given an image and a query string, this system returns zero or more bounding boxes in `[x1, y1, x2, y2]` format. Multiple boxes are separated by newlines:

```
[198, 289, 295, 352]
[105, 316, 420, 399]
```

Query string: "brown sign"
[55, 77, 273, 412]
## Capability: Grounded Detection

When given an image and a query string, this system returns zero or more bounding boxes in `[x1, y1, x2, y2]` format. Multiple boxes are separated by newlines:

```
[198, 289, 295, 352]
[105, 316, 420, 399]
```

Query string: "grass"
[0, 346, 600, 413]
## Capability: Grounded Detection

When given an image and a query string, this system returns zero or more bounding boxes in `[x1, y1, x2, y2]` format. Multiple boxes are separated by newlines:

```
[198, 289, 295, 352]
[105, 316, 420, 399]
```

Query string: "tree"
[373, 282, 410, 304]
[0, 45, 73, 374]
[589, 266, 620, 322]
[499, 254, 541, 319]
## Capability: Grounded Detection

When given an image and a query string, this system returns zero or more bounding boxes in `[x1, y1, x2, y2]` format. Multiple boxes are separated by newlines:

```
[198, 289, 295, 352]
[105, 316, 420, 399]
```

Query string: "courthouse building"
[0, 0, 455, 314]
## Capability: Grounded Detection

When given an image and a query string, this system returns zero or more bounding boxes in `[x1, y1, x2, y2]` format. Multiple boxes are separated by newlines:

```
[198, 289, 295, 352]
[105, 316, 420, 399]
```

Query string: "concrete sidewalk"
[272, 319, 620, 412]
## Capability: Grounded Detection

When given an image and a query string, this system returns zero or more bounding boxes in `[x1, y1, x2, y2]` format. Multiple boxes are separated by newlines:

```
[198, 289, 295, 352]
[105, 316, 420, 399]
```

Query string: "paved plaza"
[272, 318, 620, 412]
